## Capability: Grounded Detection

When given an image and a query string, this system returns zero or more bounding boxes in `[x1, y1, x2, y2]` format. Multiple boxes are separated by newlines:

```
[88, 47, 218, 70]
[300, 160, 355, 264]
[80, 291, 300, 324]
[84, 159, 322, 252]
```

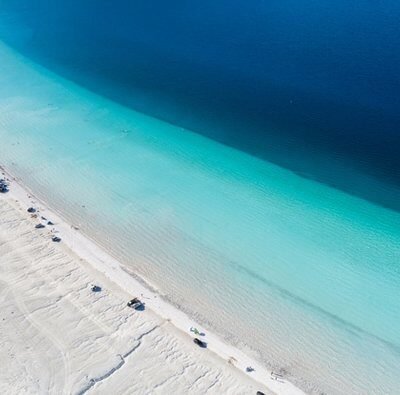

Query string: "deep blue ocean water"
[1, 0, 400, 210]
[1, 2, 400, 394]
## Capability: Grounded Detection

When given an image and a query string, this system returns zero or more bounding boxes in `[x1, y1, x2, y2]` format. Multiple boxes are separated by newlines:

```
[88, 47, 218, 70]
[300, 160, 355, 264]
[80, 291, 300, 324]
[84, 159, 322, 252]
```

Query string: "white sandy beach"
[0, 169, 305, 395]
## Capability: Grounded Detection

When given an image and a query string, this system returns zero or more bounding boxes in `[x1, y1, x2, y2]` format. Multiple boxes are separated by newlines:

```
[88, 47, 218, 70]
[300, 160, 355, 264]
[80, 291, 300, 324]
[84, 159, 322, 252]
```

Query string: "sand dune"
[0, 191, 277, 394]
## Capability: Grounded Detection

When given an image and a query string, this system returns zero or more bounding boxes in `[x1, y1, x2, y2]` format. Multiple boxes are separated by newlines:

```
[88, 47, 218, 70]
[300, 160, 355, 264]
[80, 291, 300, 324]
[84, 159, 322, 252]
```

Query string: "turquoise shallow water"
[1, 43, 400, 394]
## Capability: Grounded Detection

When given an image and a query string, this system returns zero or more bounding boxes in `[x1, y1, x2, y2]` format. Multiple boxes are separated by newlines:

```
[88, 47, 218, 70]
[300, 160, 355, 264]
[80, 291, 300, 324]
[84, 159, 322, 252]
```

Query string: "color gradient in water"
[0, 1, 400, 394]
[0, 42, 399, 394]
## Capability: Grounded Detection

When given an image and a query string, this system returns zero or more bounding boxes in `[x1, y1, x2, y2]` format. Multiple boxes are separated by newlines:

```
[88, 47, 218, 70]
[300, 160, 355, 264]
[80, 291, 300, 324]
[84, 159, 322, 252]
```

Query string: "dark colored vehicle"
[52, 236, 61, 242]
[47, 221, 54, 226]
[0, 180, 8, 193]
[27, 207, 36, 213]
[91, 285, 101, 292]
[256, 392, 265, 395]
[193, 338, 207, 348]
[127, 298, 144, 310]
[35, 223, 45, 229]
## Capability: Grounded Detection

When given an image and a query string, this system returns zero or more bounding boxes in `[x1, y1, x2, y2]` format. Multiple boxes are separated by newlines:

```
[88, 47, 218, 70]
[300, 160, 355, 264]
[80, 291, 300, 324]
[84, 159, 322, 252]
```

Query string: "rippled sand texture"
[1, 41, 400, 394]
[0, 197, 267, 394]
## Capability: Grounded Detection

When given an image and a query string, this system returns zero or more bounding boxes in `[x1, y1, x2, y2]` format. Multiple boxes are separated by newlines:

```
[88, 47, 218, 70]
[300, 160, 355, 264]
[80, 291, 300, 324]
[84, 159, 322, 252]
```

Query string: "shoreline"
[1, 165, 305, 395]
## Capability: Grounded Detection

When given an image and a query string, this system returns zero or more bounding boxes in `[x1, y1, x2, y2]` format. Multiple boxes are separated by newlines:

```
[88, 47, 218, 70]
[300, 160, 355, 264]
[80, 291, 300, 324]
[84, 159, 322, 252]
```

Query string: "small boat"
[35, 223, 45, 229]
[51, 236, 61, 242]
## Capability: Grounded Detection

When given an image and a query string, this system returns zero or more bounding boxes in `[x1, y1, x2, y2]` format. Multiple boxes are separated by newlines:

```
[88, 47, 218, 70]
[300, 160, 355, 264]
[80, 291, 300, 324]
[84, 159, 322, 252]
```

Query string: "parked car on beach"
[127, 297, 144, 310]
[193, 338, 207, 348]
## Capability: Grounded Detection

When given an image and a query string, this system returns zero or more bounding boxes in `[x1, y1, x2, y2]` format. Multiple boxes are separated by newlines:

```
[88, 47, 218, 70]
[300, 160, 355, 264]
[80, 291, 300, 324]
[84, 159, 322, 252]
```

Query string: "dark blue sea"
[1, 0, 400, 210]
